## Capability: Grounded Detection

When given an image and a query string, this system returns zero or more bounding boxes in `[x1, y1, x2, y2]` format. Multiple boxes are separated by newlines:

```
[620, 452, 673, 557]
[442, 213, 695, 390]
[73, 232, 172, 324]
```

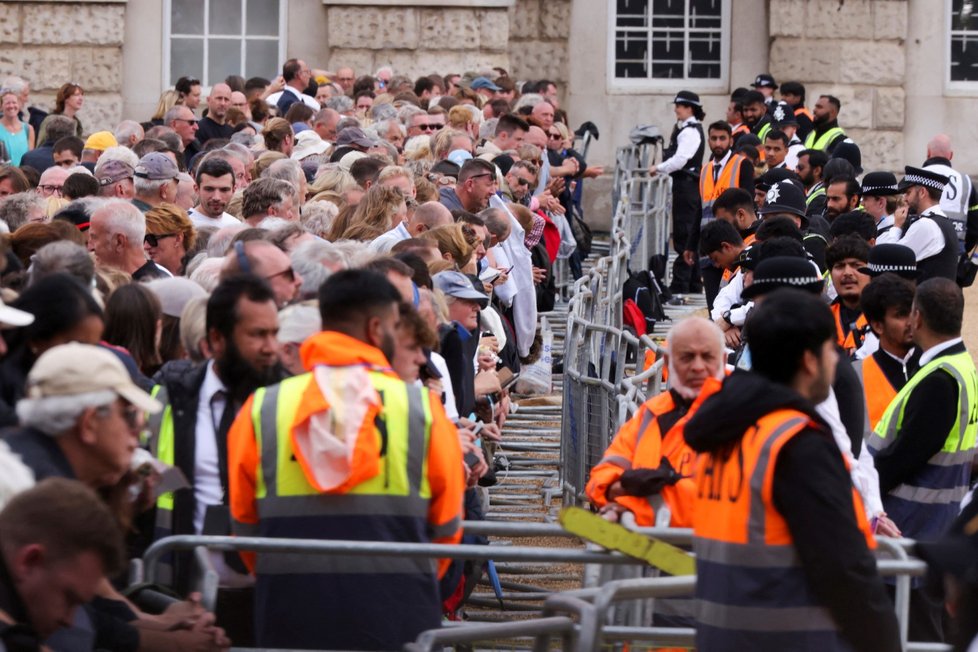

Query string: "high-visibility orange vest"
[699, 153, 746, 223]
[692, 409, 875, 650]
[794, 106, 814, 122]
[830, 302, 870, 355]
[731, 123, 750, 139]
[856, 353, 898, 431]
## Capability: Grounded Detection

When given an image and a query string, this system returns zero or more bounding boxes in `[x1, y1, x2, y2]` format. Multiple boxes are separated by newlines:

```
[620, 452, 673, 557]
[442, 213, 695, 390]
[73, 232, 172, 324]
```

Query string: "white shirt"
[918, 337, 964, 367]
[785, 140, 804, 171]
[369, 222, 411, 253]
[875, 206, 947, 260]
[189, 209, 242, 229]
[490, 194, 536, 357]
[194, 361, 253, 588]
[656, 117, 701, 175]
[875, 213, 895, 233]
[429, 351, 458, 422]
[710, 269, 745, 321]
[265, 86, 320, 111]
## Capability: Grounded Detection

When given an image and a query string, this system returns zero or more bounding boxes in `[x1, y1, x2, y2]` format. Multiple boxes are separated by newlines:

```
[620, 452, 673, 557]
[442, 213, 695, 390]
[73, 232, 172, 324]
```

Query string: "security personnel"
[796, 148, 829, 218]
[227, 269, 466, 650]
[861, 171, 902, 235]
[741, 90, 773, 142]
[684, 289, 899, 652]
[877, 166, 959, 282]
[684, 121, 754, 308]
[727, 88, 751, 144]
[923, 133, 978, 252]
[855, 273, 917, 431]
[780, 80, 814, 141]
[804, 94, 847, 154]
[826, 235, 871, 356]
[650, 90, 705, 295]
[750, 73, 778, 112]
[759, 179, 830, 272]
[868, 278, 978, 642]
[586, 317, 724, 527]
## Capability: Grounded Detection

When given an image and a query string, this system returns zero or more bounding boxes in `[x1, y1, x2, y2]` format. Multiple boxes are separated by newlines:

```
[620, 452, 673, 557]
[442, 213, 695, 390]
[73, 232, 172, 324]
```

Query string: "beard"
[379, 330, 397, 364]
[216, 338, 281, 403]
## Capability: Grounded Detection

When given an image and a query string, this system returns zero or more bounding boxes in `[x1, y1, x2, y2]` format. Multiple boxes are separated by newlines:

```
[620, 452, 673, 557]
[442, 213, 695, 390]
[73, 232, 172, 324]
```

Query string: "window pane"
[689, 30, 722, 78]
[616, 0, 648, 28]
[247, 0, 280, 36]
[951, 0, 978, 31]
[171, 0, 204, 35]
[246, 39, 279, 79]
[208, 39, 242, 84]
[209, 0, 243, 36]
[950, 33, 978, 81]
[615, 30, 647, 78]
[170, 38, 204, 85]
[651, 0, 684, 28]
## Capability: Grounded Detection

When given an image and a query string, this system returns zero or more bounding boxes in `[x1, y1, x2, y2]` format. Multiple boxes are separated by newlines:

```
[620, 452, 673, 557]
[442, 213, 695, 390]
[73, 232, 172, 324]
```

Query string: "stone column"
[768, 0, 908, 172]
[0, 1, 127, 135]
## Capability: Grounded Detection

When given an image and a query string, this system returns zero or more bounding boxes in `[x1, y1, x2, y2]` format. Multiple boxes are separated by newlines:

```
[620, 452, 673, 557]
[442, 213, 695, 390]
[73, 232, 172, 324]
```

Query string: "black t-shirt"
[196, 116, 234, 146]
[132, 259, 169, 281]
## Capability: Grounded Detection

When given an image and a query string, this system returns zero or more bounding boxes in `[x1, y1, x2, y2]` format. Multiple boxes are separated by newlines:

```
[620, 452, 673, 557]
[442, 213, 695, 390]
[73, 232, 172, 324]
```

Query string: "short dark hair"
[349, 156, 387, 189]
[827, 175, 860, 201]
[743, 90, 766, 106]
[207, 274, 276, 340]
[453, 210, 485, 227]
[458, 158, 496, 183]
[829, 211, 876, 242]
[780, 81, 806, 100]
[764, 129, 788, 147]
[748, 288, 836, 384]
[282, 59, 301, 83]
[414, 76, 436, 96]
[318, 269, 401, 331]
[62, 172, 100, 200]
[0, 478, 124, 576]
[860, 273, 914, 326]
[756, 216, 803, 243]
[799, 149, 828, 172]
[245, 77, 271, 93]
[11, 273, 102, 353]
[363, 256, 414, 279]
[393, 252, 433, 289]
[700, 219, 743, 255]
[820, 94, 842, 112]
[825, 234, 870, 269]
[713, 187, 755, 216]
[175, 76, 200, 95]
[495, 114, 530, 137]
[53, 135, 83, 158]
[707, 120, 732, 136]
[195, 157, 234, 186]
[757, 235, 807, 261]
[736, 145, 759, 164]
[913, 277, 963, 337]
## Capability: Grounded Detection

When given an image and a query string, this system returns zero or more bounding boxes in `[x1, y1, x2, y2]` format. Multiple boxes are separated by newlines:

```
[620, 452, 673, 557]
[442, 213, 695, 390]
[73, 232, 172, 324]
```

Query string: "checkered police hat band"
[904, 174, 944, 191]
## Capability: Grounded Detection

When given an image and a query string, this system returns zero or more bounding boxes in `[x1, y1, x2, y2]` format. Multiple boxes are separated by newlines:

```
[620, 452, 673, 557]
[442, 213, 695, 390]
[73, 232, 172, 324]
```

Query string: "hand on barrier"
[874, 513, 902, 538]
[598, 502, 629, 523]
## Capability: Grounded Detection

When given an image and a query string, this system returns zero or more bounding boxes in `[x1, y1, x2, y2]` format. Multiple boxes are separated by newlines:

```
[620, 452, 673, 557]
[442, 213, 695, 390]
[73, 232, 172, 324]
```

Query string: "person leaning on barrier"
[684, 288, 900, 652]
[586, 317, 724, 528]
[227, 269, 465, 650]
[867, 277, 978, 643]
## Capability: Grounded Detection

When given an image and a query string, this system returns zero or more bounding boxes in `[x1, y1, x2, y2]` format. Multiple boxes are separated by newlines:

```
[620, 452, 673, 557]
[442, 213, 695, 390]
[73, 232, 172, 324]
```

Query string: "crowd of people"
[0, 63, 599, 650]
[587, 73, 978, 651]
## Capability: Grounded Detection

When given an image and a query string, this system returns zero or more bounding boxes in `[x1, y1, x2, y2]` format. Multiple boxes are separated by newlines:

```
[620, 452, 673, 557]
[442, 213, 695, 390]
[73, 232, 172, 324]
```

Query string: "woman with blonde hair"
[253, 150, 287, 178]
[262, 117, 294, 155]
[144, 202, 197, 275]
[448, 105, 479, 140]
[420, 223, 476, 273]
[336, 185, 407, 241]
[308, 165, 358, 199]
[150, 89, 183, 125]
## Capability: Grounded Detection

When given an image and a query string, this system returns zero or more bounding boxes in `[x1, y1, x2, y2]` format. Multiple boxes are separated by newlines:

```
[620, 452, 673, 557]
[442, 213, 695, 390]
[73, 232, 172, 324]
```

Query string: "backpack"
[622, 269, 668, 336]
[569, 205, 593, 256]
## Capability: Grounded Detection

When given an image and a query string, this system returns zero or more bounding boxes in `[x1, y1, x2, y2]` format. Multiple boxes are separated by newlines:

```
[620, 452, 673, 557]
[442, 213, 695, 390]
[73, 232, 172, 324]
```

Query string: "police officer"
[750, 73, 778, 112]
[861, 171, 902, 235]
[923, 133, 978, 253]
[877, 166, 959, 281]
[650, 90, 705, 295]
[684, 288, 899, 652]
[868, 278, 978, 642]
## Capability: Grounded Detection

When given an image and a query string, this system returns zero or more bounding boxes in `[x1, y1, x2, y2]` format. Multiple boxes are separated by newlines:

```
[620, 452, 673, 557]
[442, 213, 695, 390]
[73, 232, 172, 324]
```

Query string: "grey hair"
[162, 106, 187, 125]
[29, 240, 95, 288]
[398, 104, 426, 127]
[263, 158, 303, 192]
[335, 116, 361, 134]
[230, 132, 257, 148]
[325, 96, 354, 113]
[370, 103, 398, 122]
[480, 117, 498, 141]
[112, 120, 144, 147]
[299, 200, 338, 238]
[0, 440, 35, 510]
[664, 316, 726, 371]
[291, 239, 345, 299]
[134, 176, 170, 200]
[95, 146, 139, 175]
[513, 93, 545, 112]
[178, 296, 209, 363]
[189, 256, 224, 292]
[1, 76, 27, 94]
[277, 304, 321, 344]
[0, 193, 45, 230]
[17, 390, 118, 436]
[92, 199, 145, 247]
[206, 225, 246, 257]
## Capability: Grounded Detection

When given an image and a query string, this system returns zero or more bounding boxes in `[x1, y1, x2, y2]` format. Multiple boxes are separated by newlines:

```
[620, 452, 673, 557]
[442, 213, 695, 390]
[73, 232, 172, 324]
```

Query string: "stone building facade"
[0, 0, 973, 184]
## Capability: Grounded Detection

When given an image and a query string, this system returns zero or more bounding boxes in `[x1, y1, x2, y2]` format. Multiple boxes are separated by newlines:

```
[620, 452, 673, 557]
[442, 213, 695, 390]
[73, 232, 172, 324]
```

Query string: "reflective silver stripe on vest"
[929, 449, 977, 467]
[255, 552, 436, 576]
[405, 383, 426, 494]
[748, 417, 808, 543]
[697, 601, 837, 632]
[694, 539, 800, 568]
[430, 515, 461, 540]
[889, 484, 971, 505]
[256, 493, 430, 519]
[865, 430, 887, 452]
[597, 455, 632, 470]
[259, 384, 282, 498]
[634, 409, 656, 448]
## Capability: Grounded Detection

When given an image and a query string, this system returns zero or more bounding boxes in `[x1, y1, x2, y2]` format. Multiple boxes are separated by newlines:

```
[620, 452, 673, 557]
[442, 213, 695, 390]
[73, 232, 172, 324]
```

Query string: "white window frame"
[606, 0, 730, 94]
[946, 0, 978, 94]
[162, 0, 289, 91]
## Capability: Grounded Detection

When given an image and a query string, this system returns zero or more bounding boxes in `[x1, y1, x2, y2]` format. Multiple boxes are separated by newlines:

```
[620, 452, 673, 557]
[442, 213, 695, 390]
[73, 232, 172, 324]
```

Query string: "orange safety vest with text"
[830, 302, 870, 355]
[699, 153, 747, 223]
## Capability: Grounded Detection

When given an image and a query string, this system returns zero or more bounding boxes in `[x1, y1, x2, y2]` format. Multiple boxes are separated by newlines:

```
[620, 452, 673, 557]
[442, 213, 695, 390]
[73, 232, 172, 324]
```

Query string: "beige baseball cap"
[26, 343, 162, 414]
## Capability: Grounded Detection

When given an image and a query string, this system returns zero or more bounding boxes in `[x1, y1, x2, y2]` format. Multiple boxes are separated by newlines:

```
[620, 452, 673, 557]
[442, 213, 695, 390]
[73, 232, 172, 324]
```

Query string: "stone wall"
[768, 0, 908, 171]
[322, 0, 570, 89]
[0, 1, 126, 135]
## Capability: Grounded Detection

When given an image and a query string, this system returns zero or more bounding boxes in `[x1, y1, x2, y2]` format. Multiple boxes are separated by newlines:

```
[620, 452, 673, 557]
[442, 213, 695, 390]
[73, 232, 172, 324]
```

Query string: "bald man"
[586, 317, 725, 528]
[370, 201, 454, 253]
[197, 83, 234, 146]
[923, 133, 978, 252]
